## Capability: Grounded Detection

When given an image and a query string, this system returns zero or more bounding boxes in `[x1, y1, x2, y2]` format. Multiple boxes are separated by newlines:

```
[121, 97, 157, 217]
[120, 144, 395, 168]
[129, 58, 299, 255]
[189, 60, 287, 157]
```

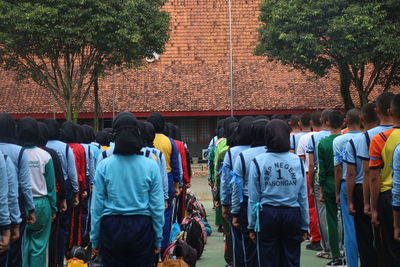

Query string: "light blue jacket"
[0, 143, 34, 213]
[231, 146, 267, 215]
[46, 140, 79, 192]
[4, 154, 20, 224]
[220, 145, 250, 206]
[90, 154, 164, 248]
[81, 144, 95, 185]
[248, 152, 309, 232]
[356, 125, 392, 160]
[333, 132, 361, 179]
[306, 130, 330, 162]
[142, 147, 169, 200]
[0, 153, 11, 230]
[392, 144, 400, 210]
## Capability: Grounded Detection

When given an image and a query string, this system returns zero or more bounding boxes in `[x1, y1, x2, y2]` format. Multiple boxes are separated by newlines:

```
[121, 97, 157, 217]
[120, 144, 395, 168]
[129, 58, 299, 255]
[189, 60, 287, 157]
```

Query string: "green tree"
[0, 0, 169, 121]
[256, 0, 400, 109]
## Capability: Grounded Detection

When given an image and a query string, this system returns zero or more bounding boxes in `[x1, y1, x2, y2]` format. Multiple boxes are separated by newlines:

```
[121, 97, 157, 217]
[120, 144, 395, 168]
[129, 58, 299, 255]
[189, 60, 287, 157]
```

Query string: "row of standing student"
[0, 112, 192, 267]
[207, 91, 400, 267]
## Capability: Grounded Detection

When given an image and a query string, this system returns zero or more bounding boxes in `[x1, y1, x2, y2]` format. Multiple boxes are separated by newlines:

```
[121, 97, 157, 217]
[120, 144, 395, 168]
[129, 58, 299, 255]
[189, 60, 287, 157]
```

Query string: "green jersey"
[317, 134, 340, 195]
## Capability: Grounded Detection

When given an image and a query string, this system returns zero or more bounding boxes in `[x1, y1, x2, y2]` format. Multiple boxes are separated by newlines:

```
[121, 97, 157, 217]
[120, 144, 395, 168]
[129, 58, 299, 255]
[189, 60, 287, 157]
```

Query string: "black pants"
[258, 206, 301, 267]
[353, 184, 377, 267]
[378, 191, 400, 267]
[100, 215, 154, 267]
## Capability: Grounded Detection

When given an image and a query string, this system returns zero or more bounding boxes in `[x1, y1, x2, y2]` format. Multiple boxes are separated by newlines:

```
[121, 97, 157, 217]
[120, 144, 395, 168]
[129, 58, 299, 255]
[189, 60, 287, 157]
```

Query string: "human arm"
[298, 160, 310, 233]
[149, 164, 165, 249]
[18, 151, 35, 214]
[346, 164, 357, 215]
[159, 153, 169, 200]
[67, 147, 79, 193]
[247, 160, 262, 231]
[362, 160, 371, 215]
[45, 158, 57, 214]
[90, 166, 106, 249]
[392, 146, 400, 240]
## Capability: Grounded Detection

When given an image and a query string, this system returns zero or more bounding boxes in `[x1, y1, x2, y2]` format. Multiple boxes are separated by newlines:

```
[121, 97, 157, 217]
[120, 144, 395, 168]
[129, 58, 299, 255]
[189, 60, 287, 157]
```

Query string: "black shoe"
[306, 241, 323, 251]
[326, 258, 346, 266]
[218, 225, 223, 233]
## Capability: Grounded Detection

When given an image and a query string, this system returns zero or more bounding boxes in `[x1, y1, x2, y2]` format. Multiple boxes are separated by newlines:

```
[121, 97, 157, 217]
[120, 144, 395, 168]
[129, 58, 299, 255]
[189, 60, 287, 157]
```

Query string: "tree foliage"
[256, 0, 400, 108]
[0, 0, 170, 120]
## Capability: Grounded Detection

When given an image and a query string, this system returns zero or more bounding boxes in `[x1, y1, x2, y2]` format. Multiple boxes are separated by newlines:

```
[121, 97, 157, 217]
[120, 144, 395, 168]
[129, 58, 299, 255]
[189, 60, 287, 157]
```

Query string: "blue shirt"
[392, 144, 400, 210]
[89, 143, 102, 169]
[343, 133, 365, 184]
[220, 145, 250, 206]
[290, 132, 306, 152]
[81, 144, 95, 185]
[141, 147, 169, 200]
[231, 146, 267, 215]
[357, 125, 392, 160]
[90, 154, 164, 248]
[46, 140, 79, 192]
[306, 130, 331, 163]
[248, 152, 309, 232]
[0, 153, 11, 230]
[0, 143, 35, 213]
[4, 154, 20, 224]
[333, 132, 361, 179]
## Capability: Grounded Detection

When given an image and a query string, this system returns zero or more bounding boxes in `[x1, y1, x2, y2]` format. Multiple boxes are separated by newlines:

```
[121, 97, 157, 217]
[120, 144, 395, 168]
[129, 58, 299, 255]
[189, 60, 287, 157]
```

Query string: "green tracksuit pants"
[24, 197, 52, 267]
[323, 191, 340, 259]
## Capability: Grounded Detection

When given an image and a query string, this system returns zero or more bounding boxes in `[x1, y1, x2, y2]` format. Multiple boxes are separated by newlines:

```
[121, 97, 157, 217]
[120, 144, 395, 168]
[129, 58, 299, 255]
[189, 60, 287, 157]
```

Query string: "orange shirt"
[369, 128, 395, 169]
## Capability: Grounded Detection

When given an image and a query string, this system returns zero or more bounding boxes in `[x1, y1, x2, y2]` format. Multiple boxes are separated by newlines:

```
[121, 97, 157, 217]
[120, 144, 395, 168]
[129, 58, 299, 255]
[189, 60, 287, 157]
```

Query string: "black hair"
[346, 108, 361, 126]
[288, 115, 300, 127]
[328, 110, 344, 129]
[391, 94, 400, 119]
[376, 92, 395, 116]
[300, 113, 311, 128]
[251, 119, 269, 147]
[361, 103, 378, 124]
[310, 111, 322, 127]
[321, 109, 333, 123]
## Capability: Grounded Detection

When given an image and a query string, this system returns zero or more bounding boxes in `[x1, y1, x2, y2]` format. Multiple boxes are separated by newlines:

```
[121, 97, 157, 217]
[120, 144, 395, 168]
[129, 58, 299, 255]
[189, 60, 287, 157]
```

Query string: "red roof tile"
[0, 0, 398, 118]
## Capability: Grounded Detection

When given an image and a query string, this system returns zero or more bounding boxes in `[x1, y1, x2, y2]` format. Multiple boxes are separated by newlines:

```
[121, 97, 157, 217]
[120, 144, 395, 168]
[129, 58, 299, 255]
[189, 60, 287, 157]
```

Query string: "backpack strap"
[365, 132, 371, 148]
[299, 158, 305, 176]
[145, 150, 151, 158]
[311, 135, 316, 151]
[102, 150, 108, 159]
[239, 153, 246, 178]
[292, 135, 296, 151]
[253, 158, 261, 178]
[18, 147, 25, 169]
[65, 144, 69, 161]
[3, 155, 7, 161]
[228, 150, 233, 168]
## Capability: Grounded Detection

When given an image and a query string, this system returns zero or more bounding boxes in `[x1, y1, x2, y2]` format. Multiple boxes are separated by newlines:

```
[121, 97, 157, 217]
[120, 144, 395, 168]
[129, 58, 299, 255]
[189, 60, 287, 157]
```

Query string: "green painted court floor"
[190, 177, 328, 267]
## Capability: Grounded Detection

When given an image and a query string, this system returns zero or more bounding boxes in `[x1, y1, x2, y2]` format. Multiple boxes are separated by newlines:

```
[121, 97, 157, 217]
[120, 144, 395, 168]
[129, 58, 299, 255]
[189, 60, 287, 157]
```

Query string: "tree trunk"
[94, 77, 100, 132]
[66, 98, 73, 121]
[338, 63, 355, 110]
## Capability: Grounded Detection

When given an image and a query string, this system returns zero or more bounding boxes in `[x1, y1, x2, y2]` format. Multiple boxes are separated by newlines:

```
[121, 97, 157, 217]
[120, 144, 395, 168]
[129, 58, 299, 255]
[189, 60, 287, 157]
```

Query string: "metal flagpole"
[228, 0, 234, 117]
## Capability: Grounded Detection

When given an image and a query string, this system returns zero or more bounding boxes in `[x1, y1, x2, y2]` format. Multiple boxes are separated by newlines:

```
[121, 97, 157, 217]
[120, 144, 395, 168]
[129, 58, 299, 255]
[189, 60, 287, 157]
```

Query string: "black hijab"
[226, 122, 239, 147]
[237, 116, 255, 146]
[222, 117, 238, 138]
[82, 125, 95, 144]
[113, 112, 143, 155]
[148, 112, 165, 133]
[62, 121, 75, 143]
[144, 122, 155, 148]
[74, 124, 84, 143]
[265, 119, 290, 153]
[18, 117, 39, 147]
[43, 119, 61, 140]
[251, 119, 269, 147]
[0, 113, 17, 144]
[37, 122, 50, 147]
[137, 120, 148, 146]
[95, 131, 110, 147]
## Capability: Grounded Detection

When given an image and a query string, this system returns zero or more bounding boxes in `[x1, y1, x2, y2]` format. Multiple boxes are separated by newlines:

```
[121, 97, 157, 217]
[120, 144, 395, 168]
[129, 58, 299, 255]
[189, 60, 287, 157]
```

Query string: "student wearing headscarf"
[248, 120, 309, 267]
[231, 118, 268, 267]
[82, 125, 101, 170]
[134, 122, 164, 197]
[213, 117, 238, 266]
[43, 118, 79, 265]
[220, 116, 254, 266]
[62, 121, 88, 252]
[0, 113, 34, 267]
[0, 153, 11, 255]
[147, 113, 181, 252]
[37, 122, 67, 267]
[95, 131, 111, 151]
[90, 112, 164, 267]
[17, 117, 57, 267]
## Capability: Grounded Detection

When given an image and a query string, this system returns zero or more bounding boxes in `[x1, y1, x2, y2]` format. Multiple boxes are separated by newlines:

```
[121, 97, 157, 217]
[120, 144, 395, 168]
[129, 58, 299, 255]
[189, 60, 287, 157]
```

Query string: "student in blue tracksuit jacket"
[220, 116, 254, 266]
[43, 118, 80, 265]
[0, 152, 11, 255]
[0, 113, 34, 267]
[248, 120, 309, 267]
[90, 112, 164, 267]
[231, 118, 268, 267]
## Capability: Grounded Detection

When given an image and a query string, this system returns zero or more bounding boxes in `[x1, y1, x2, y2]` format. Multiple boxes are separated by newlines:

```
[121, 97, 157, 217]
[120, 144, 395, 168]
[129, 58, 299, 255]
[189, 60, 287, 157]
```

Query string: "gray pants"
[314, 183, 343, 252]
